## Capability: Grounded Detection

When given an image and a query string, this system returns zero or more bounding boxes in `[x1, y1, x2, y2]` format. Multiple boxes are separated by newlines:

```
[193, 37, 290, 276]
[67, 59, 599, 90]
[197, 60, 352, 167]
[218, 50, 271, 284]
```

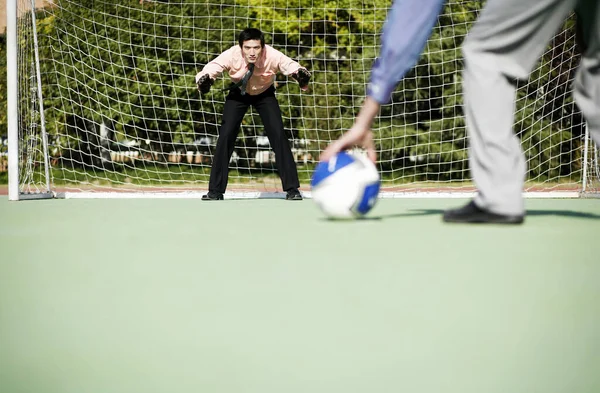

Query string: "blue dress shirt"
[367, 0, 446, 104]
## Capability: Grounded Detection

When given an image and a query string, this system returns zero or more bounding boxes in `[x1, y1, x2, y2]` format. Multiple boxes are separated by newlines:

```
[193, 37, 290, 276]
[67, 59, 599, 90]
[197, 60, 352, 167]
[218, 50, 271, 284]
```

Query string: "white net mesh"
[16, 0, 50, 194]
[14, 0, 599, 196]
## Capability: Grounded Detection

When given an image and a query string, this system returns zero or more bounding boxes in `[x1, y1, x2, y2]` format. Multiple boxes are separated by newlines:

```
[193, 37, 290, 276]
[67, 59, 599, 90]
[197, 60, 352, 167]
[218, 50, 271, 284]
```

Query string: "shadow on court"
[367, 209, 600, 221]
[526, 209, 600, 219]
[319, 209, 444, 222]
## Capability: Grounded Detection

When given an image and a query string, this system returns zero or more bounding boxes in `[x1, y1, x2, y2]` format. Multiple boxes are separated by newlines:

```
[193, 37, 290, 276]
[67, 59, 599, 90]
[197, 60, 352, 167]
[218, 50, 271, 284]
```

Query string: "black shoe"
[285, 189, 303, 201]
[201, 192, 224, 201]
[443, 200, 524, 224]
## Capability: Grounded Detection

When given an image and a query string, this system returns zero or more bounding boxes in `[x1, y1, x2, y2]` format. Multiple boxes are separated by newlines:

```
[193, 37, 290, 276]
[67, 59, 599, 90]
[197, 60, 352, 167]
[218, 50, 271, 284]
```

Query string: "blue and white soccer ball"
[311, 151, 381, 219]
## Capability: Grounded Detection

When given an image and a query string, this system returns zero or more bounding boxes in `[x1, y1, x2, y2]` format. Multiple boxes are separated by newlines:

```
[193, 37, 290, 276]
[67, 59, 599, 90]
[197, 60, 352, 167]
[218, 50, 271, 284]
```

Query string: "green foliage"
[3, 0, 584, 183]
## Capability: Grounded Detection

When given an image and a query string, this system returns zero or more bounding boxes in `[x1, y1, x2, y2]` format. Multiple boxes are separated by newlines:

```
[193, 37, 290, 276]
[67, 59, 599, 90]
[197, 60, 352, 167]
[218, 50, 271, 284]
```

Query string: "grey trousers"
[462, 0, 600, 215]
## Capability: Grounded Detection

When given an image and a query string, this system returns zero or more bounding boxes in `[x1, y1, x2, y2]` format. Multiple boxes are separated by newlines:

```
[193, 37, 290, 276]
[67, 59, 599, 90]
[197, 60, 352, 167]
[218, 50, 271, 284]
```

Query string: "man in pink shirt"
[196, 28, 311, 201]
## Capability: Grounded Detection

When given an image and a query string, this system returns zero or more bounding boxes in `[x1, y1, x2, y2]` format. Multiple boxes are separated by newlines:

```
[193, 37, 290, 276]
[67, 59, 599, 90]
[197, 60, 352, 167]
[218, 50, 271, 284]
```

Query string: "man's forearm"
[355, 97, 381, 129]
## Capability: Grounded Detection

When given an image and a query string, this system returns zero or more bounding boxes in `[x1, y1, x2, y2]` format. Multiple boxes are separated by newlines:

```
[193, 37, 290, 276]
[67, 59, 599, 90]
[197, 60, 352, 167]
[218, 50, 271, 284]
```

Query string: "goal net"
[8, 0, 599, 199]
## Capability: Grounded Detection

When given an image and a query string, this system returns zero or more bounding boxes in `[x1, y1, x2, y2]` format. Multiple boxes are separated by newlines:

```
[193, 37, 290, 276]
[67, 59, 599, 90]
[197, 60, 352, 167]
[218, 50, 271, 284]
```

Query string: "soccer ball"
[311, 151, 381, 219]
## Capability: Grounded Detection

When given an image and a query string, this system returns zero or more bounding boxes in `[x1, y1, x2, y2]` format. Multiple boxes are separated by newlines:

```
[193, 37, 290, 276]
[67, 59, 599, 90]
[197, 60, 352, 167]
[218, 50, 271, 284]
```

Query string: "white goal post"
[7, 0, 600, 200]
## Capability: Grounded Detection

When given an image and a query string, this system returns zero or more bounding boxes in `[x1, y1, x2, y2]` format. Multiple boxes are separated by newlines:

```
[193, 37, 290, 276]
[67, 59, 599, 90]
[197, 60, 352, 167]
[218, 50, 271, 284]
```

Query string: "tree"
[5, 0, 584, 182]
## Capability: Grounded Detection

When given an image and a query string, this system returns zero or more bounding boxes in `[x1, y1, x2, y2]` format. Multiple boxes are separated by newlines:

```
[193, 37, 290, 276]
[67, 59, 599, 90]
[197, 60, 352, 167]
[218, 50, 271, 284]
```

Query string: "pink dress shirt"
[195, 45, 302, 96]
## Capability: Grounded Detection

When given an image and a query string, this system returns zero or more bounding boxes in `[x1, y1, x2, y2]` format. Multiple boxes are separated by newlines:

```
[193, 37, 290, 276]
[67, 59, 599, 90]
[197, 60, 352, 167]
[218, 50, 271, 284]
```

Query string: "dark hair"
[238, 28, 265, 48]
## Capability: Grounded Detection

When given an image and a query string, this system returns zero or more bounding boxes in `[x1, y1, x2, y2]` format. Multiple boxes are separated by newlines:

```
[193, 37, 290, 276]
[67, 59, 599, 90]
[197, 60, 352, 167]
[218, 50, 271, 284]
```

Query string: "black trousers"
[208, 86, 300, 194]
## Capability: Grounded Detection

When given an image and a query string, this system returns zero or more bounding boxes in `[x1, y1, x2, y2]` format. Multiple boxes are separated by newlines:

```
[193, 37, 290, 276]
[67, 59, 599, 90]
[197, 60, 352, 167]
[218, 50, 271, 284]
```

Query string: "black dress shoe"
[285, 189, 303, 200]
[443, 200, 524, 224]
[201, 192, 224, 201]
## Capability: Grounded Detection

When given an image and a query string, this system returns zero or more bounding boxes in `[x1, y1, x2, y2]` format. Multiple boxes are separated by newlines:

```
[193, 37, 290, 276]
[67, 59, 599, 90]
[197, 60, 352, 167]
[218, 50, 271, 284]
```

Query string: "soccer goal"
[7, 0, 599, 200]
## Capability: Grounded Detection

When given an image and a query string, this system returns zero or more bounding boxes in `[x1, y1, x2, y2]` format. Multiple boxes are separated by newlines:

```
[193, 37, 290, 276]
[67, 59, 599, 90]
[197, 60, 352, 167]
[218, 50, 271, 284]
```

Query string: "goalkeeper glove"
[197, 74, 214, 95]
[291, 68, 311, 91]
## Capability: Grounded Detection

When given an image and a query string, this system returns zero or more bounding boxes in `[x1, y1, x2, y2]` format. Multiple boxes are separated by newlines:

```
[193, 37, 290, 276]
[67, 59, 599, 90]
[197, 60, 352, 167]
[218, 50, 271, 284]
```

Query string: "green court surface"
[1, 197, 599, 393]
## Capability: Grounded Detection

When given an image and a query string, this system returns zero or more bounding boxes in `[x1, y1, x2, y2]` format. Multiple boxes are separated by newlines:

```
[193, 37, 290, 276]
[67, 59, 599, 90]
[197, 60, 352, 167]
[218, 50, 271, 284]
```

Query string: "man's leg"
[207, 93, 248, 195]
[573, 0, 600, 147]
[456, 0, 578, 219]
[253, 88, 301, 195]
